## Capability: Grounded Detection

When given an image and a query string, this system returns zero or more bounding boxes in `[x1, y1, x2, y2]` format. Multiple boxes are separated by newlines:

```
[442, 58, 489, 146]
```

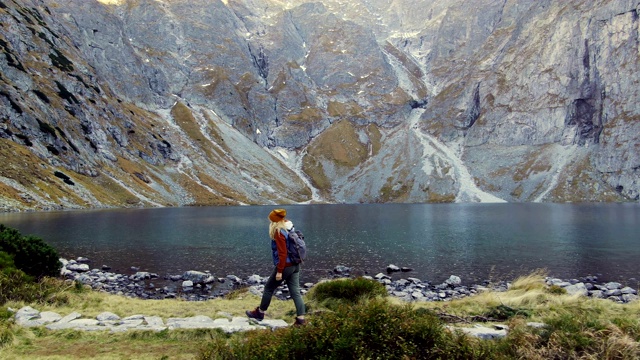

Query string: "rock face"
[0, 0, 638, 211]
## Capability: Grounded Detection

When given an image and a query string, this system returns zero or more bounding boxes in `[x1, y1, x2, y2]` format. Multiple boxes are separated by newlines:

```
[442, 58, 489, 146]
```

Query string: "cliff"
[0, 0, 638, 211]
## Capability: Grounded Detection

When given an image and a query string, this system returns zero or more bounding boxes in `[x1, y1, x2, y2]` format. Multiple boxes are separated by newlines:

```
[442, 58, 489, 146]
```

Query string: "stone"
[445, 275, 462, 286]
[386, 264, 401, 273]
[527, 322, 547, 329]
[333, 265, 351, 275]
[15, 306, 40, 323]
[166, 315, 217, 329]
[565, 283, 588, 296]
[605, 282, 623, 290]
[374, 273, 390, 280]
[97, 312, 121, 321]
[621, 287, 637, 295]
[67, 263, 90, 272]
[130, 272, 152, 281]
[183, 271, 216, 284]
[59, 312, 83, 323]
[144, 316, 165, 327]
[452, 324, 508, 340]
[605, 289, 622, 297]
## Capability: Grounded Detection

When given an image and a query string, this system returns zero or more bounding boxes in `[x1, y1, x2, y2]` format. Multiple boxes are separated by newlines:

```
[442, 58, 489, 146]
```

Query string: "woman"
[246, 208, 306, 325]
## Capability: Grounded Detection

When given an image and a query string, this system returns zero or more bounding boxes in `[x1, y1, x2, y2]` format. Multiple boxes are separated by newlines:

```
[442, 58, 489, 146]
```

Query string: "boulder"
[565, 283, 588, 296]
[445, 275, 462, 286]
[333, 265, 351, 275]
[183, 271, 215, 284]
[67, 263, 90, 272]
[605, 282, 623, 290]
[386, 264, 401, 273]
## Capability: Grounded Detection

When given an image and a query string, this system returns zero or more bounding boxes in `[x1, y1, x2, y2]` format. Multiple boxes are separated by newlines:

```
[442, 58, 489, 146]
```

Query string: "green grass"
[1, 273, 639, 359]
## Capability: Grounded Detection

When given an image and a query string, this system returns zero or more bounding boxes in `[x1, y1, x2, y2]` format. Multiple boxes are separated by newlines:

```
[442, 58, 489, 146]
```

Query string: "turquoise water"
[1, 203, 639, 285]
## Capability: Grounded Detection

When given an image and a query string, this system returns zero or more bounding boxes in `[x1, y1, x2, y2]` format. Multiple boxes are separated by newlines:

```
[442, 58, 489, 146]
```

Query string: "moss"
[197, 172, 251, 205]
[378, 175, 413, 203]
[547, 155, 625, 202]
[0, 180, 22, 204]
[327, 100, 364, 119]
[512, 146, 552, 182]
[306, 120, 368, 168]
[428, 191, 456, 203]
[171, 102, 227, 162]
[116, 157, 157, 189]
[285, 106, 323, 123]
[301, 154, 331, 197]
[171, 102, 203, 143]
[511, 184, 523, 199]
[173, 172, 238, 206]
[201, 111, 230, 157]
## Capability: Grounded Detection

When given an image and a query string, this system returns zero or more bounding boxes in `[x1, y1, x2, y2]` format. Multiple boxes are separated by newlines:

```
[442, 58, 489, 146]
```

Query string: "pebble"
[58, 259, 639, 304]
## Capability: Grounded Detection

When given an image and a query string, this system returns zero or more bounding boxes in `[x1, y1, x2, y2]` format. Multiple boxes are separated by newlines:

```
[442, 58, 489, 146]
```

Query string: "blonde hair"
[269, 220, 286, 240]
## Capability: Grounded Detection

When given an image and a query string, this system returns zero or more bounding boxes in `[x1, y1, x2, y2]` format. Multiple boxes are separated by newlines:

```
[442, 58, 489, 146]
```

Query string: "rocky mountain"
[0, 0, 638, 211]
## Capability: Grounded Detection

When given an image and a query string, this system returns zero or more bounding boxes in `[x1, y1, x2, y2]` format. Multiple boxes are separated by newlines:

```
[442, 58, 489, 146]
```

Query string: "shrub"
[0, 269, 72, 305]
[309, 277, 387, 306]
[198, 299, 499, 360]
[483, 304, 531, 321]
[0, 224, 61, 279]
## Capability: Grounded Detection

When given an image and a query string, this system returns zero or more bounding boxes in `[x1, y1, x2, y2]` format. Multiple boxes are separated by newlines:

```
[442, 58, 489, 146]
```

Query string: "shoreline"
[60, 258, 639, 304]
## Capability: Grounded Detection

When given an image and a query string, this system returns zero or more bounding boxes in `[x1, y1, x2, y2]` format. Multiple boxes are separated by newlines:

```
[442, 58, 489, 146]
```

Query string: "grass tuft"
[307, 277, 387, 308]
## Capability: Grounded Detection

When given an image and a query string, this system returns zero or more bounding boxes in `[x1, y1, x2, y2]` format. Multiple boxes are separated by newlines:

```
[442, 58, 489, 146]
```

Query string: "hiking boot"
[294, 317, 307, 326]
[245, 307, 264, 321]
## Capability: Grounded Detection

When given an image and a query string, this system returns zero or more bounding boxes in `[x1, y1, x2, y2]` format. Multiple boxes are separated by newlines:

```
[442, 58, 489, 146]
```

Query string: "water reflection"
[1, 203, 639, 285]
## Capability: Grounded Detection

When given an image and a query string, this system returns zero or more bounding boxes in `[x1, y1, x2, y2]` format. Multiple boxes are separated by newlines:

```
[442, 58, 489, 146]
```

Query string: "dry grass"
[3, 273, 640, 359]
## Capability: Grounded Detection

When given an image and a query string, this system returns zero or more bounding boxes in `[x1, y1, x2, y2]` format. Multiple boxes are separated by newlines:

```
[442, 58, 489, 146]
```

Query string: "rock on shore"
[59, 259, 639, 304]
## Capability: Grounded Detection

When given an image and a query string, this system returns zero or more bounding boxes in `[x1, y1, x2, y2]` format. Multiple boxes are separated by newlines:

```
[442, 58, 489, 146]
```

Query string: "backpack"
[286, 228, 307, 264]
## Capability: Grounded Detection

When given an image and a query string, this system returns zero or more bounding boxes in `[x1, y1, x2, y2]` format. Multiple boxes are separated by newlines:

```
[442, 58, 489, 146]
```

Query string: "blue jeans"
[260, 264, 306, 317]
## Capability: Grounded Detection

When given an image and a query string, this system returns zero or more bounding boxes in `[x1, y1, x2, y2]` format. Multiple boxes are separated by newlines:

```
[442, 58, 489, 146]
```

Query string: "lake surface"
[1, 203, 639, 286]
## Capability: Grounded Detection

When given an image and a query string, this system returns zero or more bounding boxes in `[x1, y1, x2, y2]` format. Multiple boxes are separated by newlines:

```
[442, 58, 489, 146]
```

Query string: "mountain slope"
[0, 0, 637, 211]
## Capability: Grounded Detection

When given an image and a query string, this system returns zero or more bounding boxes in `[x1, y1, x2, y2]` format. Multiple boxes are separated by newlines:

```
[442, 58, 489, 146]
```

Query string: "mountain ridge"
[0, 0, 638, 211]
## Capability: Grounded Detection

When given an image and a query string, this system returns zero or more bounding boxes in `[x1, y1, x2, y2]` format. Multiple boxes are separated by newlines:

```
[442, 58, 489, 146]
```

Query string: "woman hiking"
[246, 208, 306, 326]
